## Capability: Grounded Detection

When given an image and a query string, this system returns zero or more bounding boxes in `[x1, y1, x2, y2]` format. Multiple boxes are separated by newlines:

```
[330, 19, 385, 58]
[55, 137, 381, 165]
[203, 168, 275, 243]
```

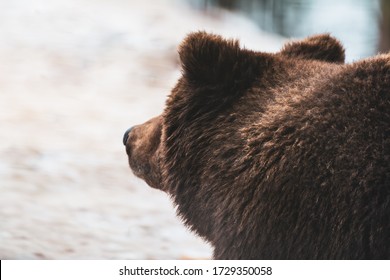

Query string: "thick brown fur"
[124, 32, 390, 259]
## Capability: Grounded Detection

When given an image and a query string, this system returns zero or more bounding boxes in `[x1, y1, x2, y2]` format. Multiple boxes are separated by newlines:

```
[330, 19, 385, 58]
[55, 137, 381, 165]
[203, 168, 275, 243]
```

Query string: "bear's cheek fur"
[125, 116, 163, 190]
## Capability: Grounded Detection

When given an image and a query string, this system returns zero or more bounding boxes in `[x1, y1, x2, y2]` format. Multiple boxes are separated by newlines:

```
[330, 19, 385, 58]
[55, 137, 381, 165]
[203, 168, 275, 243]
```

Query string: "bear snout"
[123, 127, 134, 146]
[123, 116, 164, 190]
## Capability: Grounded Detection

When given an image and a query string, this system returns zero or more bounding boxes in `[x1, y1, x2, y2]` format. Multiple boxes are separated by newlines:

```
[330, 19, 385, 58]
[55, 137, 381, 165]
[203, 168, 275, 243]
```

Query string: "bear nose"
[123, 127, 133, 146]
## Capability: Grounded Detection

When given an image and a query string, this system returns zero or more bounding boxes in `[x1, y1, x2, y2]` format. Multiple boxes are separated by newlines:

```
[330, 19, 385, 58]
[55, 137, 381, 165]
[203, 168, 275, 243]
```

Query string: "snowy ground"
[0, 0, 284, 259]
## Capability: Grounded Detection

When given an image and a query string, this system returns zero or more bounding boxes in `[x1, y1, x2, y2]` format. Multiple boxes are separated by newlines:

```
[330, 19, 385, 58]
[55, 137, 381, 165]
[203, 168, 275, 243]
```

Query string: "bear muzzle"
[123, 116, 164, 190]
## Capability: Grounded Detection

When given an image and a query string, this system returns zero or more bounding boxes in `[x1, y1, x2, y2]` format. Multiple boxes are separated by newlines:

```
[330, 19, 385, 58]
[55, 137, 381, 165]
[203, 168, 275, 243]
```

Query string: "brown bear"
[123, 32, 390, 259]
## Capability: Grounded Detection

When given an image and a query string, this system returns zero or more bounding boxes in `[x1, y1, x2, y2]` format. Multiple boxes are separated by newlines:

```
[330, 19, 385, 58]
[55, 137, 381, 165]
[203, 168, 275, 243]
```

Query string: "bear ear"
[280, 34, 345, 63]
[178, 31, 262, 90]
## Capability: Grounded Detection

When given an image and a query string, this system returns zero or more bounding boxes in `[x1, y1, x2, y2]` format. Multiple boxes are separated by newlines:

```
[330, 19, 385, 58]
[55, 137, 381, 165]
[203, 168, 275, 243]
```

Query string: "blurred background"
[0, 0, 388, 259]
[187, 0, 384, 61]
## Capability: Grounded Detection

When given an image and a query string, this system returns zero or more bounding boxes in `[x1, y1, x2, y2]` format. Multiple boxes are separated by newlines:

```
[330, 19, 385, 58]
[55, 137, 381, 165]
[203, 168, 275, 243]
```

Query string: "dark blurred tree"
[200, 0, 304, 37]
[214, 0, 238, 9]
[379, 0, 390, 53]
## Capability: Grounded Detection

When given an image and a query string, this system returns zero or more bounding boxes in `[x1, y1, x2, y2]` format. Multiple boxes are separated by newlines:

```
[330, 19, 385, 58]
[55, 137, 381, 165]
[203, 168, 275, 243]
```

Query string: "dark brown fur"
[124, 32, 390, 259]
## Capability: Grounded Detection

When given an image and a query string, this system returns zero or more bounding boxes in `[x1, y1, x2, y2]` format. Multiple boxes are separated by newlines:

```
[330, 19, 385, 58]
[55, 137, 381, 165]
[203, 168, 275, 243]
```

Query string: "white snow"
[0, 0, 284, 259]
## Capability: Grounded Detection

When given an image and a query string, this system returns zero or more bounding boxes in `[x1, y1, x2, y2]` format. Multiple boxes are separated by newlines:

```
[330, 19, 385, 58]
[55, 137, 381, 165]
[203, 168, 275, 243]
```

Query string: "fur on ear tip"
[281, 33, 345, 63]
[178, 31, 251, 86]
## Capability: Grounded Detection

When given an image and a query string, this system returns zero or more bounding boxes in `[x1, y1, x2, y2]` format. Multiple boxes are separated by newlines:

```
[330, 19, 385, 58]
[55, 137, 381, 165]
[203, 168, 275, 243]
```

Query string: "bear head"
[124, 32, 345, 191]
